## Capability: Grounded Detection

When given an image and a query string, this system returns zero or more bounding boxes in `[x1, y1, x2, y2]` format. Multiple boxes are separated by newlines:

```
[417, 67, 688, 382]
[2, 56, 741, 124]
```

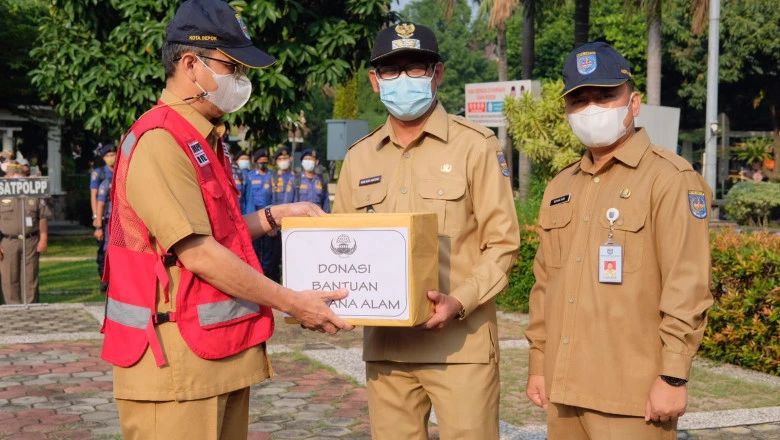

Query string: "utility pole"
[704, 0, 720, 196]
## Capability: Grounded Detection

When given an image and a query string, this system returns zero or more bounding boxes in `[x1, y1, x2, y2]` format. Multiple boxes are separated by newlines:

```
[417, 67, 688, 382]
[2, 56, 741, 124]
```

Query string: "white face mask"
[567, 99, 633, 149]
[277, 159, 291, 170]
[301, 159, 316, 172]
[237, 159, 251, 170]
[195, 57, 252, 114]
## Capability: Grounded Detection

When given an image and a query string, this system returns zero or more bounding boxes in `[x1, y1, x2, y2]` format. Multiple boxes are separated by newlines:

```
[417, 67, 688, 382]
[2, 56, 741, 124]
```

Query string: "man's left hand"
[645, 376, 687, 422]
[418, 291, 463, 330]
[36, 239, 48, 254]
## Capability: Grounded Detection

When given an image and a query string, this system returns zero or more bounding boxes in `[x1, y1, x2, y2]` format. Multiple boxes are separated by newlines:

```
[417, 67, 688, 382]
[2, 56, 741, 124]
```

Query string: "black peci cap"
[166, 0, 275, 69]
[562, 42, 632, 96]
[370, 22, 440, 66]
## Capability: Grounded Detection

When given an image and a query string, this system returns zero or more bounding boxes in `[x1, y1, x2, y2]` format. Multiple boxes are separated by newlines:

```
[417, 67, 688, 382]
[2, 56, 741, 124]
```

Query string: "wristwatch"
[456, 306, 466, 320]
[660, 375, 688, 387]
[92, 214, 97, 220]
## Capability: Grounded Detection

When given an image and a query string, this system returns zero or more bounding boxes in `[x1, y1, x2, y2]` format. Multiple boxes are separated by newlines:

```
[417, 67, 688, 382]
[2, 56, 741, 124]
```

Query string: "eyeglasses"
[375, 63, 434, 80]
[200, 55, 247, 77]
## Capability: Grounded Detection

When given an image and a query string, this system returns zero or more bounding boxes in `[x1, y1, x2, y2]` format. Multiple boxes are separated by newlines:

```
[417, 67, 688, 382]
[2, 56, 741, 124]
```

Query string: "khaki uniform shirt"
[526, 129, 713, 416]
[333, 103, 520, 363]
[112, 89, 270, 402]
[0, 197, 51, 236]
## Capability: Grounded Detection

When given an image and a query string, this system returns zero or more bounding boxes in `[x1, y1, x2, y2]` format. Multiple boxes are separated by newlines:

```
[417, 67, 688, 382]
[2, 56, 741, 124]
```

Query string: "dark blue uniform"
[91, 165, 113, 282]
[246, 169, 273, 213]
[295, 174, 330, 213]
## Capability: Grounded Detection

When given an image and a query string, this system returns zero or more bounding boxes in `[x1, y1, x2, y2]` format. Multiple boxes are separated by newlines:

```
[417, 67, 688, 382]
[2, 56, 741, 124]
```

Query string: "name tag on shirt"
[598, 244, 623, 284]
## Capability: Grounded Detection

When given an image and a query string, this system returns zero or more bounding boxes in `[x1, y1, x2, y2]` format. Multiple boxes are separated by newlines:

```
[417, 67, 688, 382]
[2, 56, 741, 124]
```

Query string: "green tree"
[0, 0, 48, 109]
[505, 80, 585, 181]
[333, 75, 360, 119]
[29, 0, 395, 145]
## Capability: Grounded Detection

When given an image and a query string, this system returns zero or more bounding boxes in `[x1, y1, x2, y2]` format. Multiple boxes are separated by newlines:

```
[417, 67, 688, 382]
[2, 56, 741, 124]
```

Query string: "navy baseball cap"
[273, 147, 291, 160]
[562, 42, 632, 96]
[300, 148, 318, 159]
[166, 0, 275, 69]
[253, 148, 268, 162]
[370, 22, 440, 66]
[94, 142, 116, 157]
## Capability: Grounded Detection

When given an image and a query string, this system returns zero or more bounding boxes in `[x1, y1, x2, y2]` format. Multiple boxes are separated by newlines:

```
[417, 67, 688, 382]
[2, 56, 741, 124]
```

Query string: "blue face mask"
[377, 67, 437, 121]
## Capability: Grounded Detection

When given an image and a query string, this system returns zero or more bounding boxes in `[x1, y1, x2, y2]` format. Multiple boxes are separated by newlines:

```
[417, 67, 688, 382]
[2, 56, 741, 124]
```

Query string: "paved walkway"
[0, 304, 779, 439]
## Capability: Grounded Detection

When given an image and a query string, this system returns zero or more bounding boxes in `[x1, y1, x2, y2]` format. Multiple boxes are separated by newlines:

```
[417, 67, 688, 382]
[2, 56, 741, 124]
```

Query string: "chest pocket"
[598, 207, 647, 272]
[352, 181, 388, 211]
[417, 178, 466, 237]
[538, 205, 573, 268]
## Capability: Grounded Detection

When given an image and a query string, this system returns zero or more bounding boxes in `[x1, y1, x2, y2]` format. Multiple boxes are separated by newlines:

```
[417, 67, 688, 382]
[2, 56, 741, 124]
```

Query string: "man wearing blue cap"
[333, 22, 519, 440]
[90, 142, 116, 291]
[295, 148, 330, 213]
[245, 148, 276, 275]
[101, 1, 353, 438]
[525, 42, 713, 439]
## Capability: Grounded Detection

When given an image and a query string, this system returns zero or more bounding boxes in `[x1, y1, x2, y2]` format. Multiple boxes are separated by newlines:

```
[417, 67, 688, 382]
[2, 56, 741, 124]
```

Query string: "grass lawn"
[39, 236, 103, 303]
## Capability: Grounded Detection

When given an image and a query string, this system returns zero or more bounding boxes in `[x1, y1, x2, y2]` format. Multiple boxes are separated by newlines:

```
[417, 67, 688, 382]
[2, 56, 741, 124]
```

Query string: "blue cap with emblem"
[370, 22, 440, 66]
[273, 146, 291, 160]
[561, 42, 632, 97]
[94, 142, 117, 157]
[300, 148, 317, 159]
[166, 0, 275, 69]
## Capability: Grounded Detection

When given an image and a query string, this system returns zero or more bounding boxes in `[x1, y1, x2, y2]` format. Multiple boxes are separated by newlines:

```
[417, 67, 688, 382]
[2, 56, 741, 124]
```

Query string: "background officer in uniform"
[90, 142, 116, 291]
[0, 162, 51, 304]
[234, 151, 252, 212]
[93, 166, 112, 291]
[525, 42, 713, 439]
[263, 146, 296, 282]
[245, 149, 275, 273]
[333, 22, 519, 440]
[294, 148, 329, 213]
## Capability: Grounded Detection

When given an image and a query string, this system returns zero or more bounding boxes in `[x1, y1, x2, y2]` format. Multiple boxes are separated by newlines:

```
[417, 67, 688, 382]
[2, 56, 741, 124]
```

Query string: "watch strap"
[660, 375, 688, 387]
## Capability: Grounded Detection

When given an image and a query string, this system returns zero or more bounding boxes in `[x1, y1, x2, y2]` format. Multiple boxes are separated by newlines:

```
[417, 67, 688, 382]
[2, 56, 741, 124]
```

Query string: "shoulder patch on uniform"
[348, 125, 385, 151]
[652, 146, 693, 172]
[688, 190, 707, 219]
[496, 151, 510, 177]
[451, 115, 495, 138]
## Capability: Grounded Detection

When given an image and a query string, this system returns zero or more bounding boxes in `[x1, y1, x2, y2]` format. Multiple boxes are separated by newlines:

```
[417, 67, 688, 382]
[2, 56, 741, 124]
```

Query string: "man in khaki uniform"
[0, 162, 50, 304]
[525, 42, 713, 439]
[333, 22, 520, 439]
[110, 1, 352, 439]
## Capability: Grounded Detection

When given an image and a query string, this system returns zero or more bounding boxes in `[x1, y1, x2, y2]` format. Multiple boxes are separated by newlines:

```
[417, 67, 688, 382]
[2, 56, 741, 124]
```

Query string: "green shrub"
[699, 227, 780, 375]
[724, 181, 780, 226]
[497, 225, 539, 313]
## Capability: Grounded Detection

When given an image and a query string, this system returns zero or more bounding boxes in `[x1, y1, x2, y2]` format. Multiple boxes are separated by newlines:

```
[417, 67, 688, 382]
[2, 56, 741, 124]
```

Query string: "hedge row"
[499, 226, 780, 375]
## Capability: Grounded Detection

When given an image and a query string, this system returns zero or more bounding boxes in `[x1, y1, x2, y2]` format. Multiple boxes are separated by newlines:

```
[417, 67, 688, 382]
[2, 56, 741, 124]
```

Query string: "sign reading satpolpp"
[465, 80, 539, 127]
[0, 177, 50, 198]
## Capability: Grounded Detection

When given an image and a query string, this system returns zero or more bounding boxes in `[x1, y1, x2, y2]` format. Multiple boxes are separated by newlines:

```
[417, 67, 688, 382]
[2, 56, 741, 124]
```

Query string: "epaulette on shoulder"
[556, 159, 582, 176]
[347, 125, 384, 151]
[451, 115, 495, 138]
[651, 145, 693, 172]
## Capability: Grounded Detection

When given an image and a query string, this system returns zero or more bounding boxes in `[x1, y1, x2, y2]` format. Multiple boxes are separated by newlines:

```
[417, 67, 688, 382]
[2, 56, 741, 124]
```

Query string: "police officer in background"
[93, 164, 113, 291]
[245, 148, 275, 273]
[231, 150, 250, 212]
[525, 42, 713, 439]
[0, 162, 51, 304]
[263, 146, 296, 282]
[91, 142, 116, 291]
[333, 22, 519, 439]
[295, 148, 329, 213]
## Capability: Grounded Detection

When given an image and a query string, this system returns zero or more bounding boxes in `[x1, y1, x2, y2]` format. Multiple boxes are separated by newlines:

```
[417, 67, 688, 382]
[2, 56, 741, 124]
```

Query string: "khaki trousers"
[366, 361, 499, 440]
[115, 387, 250, 440]
[548, 403, 677, 440]
[0, 235, 39, 305]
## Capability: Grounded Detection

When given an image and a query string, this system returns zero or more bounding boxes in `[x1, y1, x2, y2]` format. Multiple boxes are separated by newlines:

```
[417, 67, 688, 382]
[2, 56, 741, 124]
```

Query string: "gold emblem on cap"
[395, 23, 415, 39]
[620, 188, 631, 199]
[441, 163, 452, 173]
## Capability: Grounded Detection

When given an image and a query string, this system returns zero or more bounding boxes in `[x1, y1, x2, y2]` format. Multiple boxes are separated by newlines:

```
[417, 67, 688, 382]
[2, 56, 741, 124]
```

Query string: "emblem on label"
[188, 140, 209, 167]
[576, 52, 598, 75]
[331, 234, 357, 258]
[688, 191, 707, 219]
[395, 23, 415, 38]
[236, 14, 251, 40]
[620, 188, 631, 199]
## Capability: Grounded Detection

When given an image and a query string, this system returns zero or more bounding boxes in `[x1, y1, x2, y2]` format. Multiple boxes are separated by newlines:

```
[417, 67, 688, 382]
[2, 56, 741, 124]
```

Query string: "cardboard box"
[282, 213, 438, 326]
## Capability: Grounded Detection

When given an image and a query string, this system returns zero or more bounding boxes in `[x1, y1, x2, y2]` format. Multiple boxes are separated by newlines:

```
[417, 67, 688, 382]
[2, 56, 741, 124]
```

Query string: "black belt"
[2, 231, 39, 240]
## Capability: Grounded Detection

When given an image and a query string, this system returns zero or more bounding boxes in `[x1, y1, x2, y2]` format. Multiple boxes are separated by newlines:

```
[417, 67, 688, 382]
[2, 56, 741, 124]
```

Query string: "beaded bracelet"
[264, 206, 279, 231]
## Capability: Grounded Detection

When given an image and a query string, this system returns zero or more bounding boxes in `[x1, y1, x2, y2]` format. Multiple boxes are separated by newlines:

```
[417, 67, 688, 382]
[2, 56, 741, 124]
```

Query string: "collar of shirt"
[374, 102, 450, 150]
[578, 128, 651, 175]
[159, 89, 226, 149]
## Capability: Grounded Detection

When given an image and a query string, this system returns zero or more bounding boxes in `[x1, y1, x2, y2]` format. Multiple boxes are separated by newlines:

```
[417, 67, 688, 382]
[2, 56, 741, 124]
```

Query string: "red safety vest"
[100, 104, 274, 368]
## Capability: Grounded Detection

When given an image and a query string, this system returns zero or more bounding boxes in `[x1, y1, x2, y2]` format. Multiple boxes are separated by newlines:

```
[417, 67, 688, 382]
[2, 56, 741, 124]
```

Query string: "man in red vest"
[101, 1, 353, 438]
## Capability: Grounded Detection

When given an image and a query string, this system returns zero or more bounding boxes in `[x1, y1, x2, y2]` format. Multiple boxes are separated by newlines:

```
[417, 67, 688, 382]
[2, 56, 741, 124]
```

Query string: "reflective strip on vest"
[197, 298, 260, 327]
[106, 297, 150, 329]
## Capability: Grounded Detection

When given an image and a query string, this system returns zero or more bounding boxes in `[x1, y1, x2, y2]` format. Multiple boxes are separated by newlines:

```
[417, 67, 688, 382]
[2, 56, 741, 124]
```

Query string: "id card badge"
[25, 216, 33, 228]
[599, 207, 623, 284]
[598, 243, 623, 284]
